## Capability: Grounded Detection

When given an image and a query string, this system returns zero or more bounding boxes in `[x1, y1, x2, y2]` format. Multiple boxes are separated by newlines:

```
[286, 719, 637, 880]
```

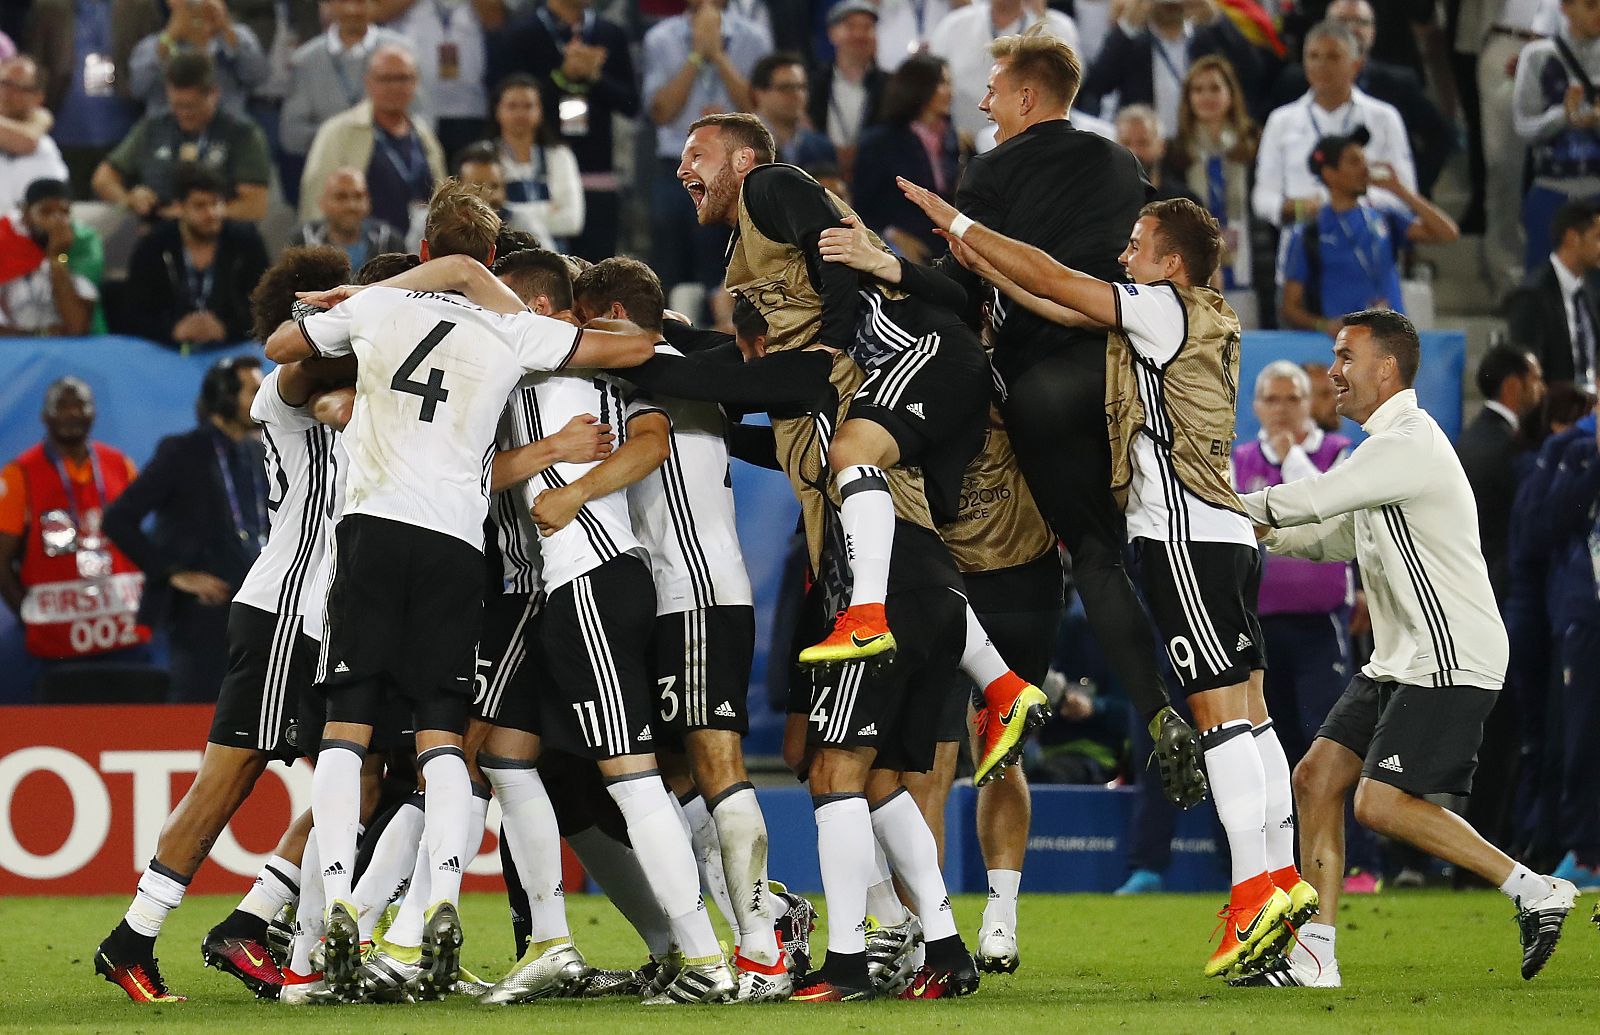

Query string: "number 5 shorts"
[1134, 537, 1267, 695]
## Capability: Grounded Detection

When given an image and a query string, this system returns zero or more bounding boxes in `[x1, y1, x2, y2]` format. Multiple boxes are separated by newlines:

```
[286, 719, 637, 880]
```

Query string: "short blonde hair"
[423, 177, 500, 263]
[989, 26, 1082, 110]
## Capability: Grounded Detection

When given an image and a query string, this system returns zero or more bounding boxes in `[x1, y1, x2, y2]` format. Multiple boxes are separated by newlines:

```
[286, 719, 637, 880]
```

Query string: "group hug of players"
[89, 28, 1580, 1010]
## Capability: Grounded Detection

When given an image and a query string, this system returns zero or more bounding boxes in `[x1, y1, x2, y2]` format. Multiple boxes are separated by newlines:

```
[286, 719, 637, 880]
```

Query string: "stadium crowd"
[0, 0, 1597, 1010]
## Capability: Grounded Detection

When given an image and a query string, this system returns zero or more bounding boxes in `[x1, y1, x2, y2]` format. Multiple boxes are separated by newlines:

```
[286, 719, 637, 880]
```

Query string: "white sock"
[1290, 921, 1336, 969]
[710, 783, 780, 965]
[1252, 721, 1297, 876]
[981, 868, 1021, 931]
[481, 757, 570, 945]
[310, 741, 365, 906]
[1500, 863, 1555, 904]
[353, 797, 424, 938]
[960, 603, 1011, 688]
[288, 832, 324, 974]
[677, 791, 740, 936]
[866, 837, 909, 925]
[870, 788, 957, 941]
[419, 746, 473, 909]
[566, 827, 673, 956]
[386, 839, 432, 948]
[838, 465, 893, 609]
[607, 773, 720, 959]
[238, 855, 300, 923]
[815, 794, 874, 955]
[124, 862, 188, 938]
[1200, 721, 1269, 887]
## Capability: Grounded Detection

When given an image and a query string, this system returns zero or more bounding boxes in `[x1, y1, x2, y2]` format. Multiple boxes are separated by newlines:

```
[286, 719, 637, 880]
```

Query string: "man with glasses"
[751, 51, 835, 168]
[0, 56, 69, 212]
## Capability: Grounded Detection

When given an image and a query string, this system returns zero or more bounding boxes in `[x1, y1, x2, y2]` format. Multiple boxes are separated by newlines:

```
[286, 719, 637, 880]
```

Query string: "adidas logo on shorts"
[323, 861, 346, 877]
[715, 701, 736, 718]
[1236, 633, 1253, 651]
[637, 726, 653, 742]
[440, 856, 462, 874]
[907, 402, 926, 419]
[1378, 754, 1404, 773]
[335, 661, 350, 673]
[856, 722, 878, 736]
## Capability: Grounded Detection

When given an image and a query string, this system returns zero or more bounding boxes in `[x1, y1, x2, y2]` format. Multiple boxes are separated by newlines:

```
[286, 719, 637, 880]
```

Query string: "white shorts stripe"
[574, 577, 628, 753]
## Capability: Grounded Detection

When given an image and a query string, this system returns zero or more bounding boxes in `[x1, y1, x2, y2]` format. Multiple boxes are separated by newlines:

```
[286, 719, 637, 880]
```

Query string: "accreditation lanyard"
[212, 434, 268, 549]
[1329, 207, 1386, 294]
[43, 441, 106, 533]
[1151, 33, 1187, 87]
[182, 251, 215, 309]
[375, 128, 428, 192]
[1307, 99, 1356, 139]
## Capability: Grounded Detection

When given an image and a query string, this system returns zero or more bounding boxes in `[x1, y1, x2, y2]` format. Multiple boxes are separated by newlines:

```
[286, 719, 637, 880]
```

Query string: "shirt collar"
[1255, 424, 1323, 464]
[326, 24, 379, 58]
[1483, 399, 1519, 431]
[1361, 388, 1418, 434]
[1552, 252, 1585, 296]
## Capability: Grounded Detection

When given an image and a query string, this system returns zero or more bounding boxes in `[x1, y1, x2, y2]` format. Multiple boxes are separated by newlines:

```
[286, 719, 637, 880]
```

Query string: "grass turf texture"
[6, 890, 1598, 1033]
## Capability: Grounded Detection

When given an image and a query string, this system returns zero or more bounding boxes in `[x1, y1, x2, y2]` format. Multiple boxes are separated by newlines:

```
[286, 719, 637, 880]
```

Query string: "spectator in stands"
[456, 141, 514, 222]
[25, 0, 159, 196]
[852, 53, 961, 263]
[91, 53, 271, 223]
[0, 377, 150, 692]
[298, 44, 445, 237]
[477, 74, 584, 250]
[378, 0, 504, 159]
[930, 0, 1078, 145]
[1507, 199, 1600, 390]
[808, 0, 884, 177]
[127, 0, 268, 117]
[0, 56, 69, 214]
[806, 159, 852, 205]
[1460, 345, 1546, 601]
[1252, 22, 1415, 228]
[120, 164, 268, 350]
[1302, 359, 1342, 432]
[105, 356, 267, 703]
[751, 52, 835, 168]
[1079, 0, 1260, 138]
[1514, 0, 1600, 273]
[0, 178, 104, 335]
[485, 0, 638, 261]
[1232, 359, 1354, 768]
[278, 0, 411, 205]
[1168, 55, 1258, 293]
[875, 0, 953, 70]
[1115, 104, 1199, 205]
[644, 0, 769, 302]
[288, 166, 404, 270]
[1279, 129, 1459, 334]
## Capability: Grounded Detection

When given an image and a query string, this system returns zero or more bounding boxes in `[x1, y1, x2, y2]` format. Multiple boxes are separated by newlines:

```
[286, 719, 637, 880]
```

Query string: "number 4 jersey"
[296, 287, 583, 550]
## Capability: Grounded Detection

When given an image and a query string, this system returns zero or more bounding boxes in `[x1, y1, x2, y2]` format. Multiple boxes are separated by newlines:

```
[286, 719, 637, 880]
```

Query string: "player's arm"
[291, 255, 532, 316]
[265, 303, 357, 364]
[727, 421, 780, 470]
[532, 411, 670, 534]
[896, 176, 1119, 327]
[275, 355, 359, 406]
[491, 414, 615, 493]
[817, 215, 971, 310]
[743, 166, 861, 351]
[622, 346, 833, 408]
[565, 318, 661, 369]
[310, 387, 355, 431]
[1243, 430, 1428, 528]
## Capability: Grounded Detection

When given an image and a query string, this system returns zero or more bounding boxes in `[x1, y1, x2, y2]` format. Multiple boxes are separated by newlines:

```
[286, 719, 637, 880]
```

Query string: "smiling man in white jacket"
[1236, 309, 1578, 989]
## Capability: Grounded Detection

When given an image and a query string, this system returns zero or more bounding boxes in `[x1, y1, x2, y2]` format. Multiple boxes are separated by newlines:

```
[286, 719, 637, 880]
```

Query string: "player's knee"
[1351, 780, 1398, 834]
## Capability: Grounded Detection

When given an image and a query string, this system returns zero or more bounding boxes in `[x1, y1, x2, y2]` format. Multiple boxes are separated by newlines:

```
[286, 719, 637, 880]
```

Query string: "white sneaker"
[974, 924, 1020, 974]
[279, 972, 340, 1004]
[1516, 876, 1579, 980]
[1227, 951, 1340, 988]
[733, 959, 793, 1002]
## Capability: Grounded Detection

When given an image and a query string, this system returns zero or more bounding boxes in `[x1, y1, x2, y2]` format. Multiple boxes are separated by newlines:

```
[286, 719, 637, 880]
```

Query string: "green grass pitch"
[6, 890, 1598, 1033]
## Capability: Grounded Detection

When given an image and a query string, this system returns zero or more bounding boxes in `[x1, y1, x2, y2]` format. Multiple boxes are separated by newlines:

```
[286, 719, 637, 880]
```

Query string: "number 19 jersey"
[296, 286, 582, 550]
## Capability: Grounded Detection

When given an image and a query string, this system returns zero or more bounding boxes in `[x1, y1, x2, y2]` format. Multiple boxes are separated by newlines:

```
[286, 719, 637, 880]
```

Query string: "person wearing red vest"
[0, 377, 150, 691]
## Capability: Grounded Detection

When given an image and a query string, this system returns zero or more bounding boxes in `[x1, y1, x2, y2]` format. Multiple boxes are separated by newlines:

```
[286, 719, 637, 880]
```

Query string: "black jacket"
[120, 220, 269, 347]
[1506, 257, 1600, 386]
[103, 424, 266, 626]
[1455, 406, 1523, 602]
[1079, 19, 1263, 120]
[852, 122, 963, 257]
[807, 64, 888, 151]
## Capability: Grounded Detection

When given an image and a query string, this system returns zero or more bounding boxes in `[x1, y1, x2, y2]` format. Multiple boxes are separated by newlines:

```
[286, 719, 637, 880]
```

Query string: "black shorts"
[1135, 538, 1265, 695]
[803, 583, 965, 773]
[1317, 674, 1498, 797]
[848, 328, 988, 526]
[475, 591, 547, 734]
[937, 602, 1065, 744]
[538, 554, 657, 760]
[653, 605, 755, 750]
[210, 602, 316, 762]
[318, 514, 484, 706]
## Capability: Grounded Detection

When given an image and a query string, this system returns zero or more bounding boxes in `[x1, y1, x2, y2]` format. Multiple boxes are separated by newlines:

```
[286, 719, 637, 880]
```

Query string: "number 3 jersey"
[296, 286, 583, 550]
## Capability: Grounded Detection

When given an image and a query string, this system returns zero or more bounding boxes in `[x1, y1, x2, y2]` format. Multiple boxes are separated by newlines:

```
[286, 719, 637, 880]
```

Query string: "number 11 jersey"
[297, 286, 582, 551]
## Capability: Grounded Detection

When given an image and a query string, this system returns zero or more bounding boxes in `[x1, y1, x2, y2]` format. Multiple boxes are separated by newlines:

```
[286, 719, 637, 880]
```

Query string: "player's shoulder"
[744, 162, 817, 203]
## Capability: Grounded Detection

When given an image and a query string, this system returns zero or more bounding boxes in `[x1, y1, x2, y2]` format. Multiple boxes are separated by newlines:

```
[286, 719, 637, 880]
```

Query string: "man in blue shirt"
[1279, 128, 1458, 337]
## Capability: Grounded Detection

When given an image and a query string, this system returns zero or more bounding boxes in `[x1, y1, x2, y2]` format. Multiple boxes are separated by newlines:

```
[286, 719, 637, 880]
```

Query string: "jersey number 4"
[391, 319, 454, 421]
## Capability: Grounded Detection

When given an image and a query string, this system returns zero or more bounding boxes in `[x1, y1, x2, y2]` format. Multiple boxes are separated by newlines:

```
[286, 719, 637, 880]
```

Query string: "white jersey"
[508, 369, 645, 592]
[1117, 283, 1257, 549]
[234, 369, 339, 621]
[296, 286, 582, 549]
[301, 436, 348, 644]
[490, 393, 546, 596]
[621, 348, 752, 615]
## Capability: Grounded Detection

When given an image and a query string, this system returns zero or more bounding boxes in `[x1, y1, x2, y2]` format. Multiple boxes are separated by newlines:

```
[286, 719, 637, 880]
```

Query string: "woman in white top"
[481, 73, 585, 250]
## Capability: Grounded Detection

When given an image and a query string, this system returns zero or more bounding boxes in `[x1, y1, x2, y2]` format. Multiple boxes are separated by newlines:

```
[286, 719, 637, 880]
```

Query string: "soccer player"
[1236, 310, 1578, 987]
[571, 257, 791, 1000]
[264, 182, 657, 1001]
[895, 183, 1311, 978]
[93, 247, 356, 1005]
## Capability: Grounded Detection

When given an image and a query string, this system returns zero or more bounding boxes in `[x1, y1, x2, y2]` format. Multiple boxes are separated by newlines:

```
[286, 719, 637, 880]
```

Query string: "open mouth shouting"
[684, 177, 707, 211]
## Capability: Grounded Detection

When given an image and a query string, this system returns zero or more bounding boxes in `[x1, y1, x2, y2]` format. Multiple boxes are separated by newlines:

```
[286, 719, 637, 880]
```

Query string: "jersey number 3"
[391, 319, 454, 421]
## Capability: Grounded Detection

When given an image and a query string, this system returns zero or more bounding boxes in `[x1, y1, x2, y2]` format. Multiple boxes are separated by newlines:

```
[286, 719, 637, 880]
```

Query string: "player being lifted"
[264, 182, 658, 1000]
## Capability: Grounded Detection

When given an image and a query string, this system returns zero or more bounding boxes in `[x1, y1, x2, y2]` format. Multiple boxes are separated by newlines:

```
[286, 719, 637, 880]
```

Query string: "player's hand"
[170, 569, 231, 605]
[532, 484, 586, 535]
[818, 215, 897, 279]
[552, 413, 615, 464]
[942, 231, 1002, 283]
[296, 284, 363, 309]
[896, 176, 958, 232]
[1253, 523, 1272, 541]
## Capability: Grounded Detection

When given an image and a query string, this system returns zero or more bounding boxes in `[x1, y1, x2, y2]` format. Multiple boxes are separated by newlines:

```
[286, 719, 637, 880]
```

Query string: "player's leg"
[206, 806, 314, 996]
[796, 742, 879, 1001]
